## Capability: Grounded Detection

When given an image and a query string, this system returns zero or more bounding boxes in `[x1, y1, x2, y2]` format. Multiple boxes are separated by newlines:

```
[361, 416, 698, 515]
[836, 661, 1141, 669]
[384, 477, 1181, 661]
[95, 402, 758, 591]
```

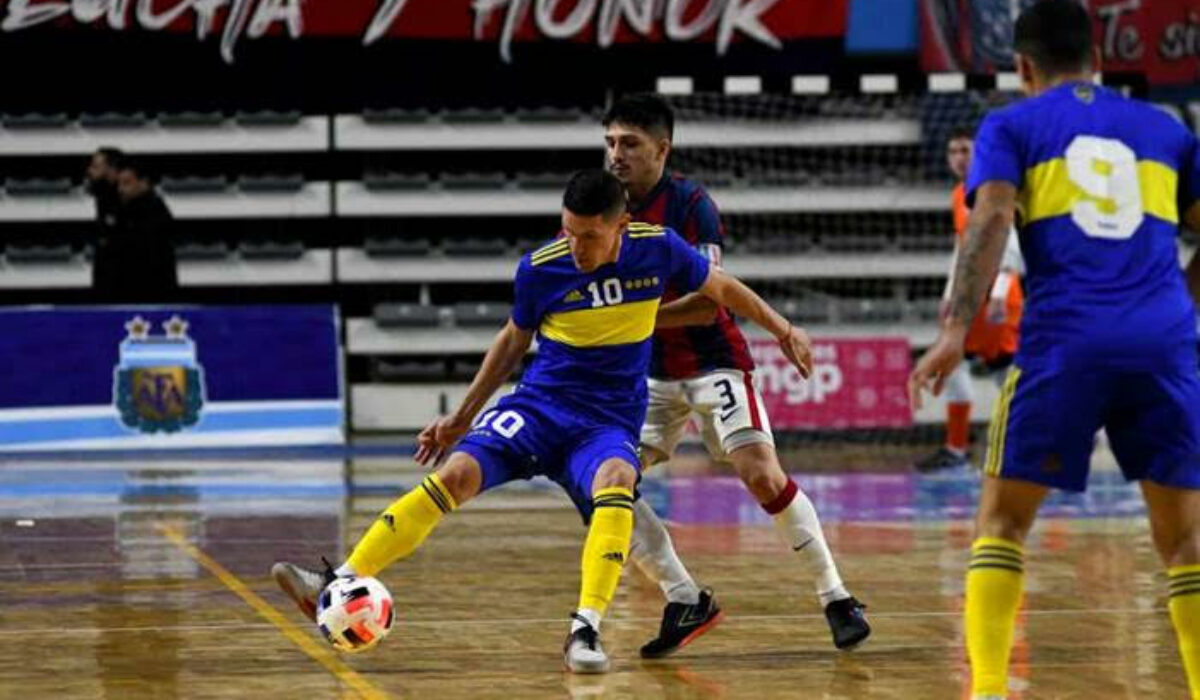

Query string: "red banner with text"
[1, 0, 848, 64]
[920, 0, 1200, 86]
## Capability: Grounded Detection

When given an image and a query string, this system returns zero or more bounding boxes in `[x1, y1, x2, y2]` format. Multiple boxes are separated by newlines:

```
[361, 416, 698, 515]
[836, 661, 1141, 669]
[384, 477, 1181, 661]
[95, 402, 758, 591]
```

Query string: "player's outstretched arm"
[656, 292, 719, 328]
[697, 268, 812, 378]
[414, 320, 533, 465]
[909, 181, 1016, 409]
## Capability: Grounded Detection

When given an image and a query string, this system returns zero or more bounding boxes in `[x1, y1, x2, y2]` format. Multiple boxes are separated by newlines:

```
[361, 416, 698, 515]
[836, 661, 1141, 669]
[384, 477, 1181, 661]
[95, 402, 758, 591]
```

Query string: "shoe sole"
[271, 564, 318, 622]
[835, 627, 871, 652]
[563, 660, 611, 674]
[640, 609, 726, 659]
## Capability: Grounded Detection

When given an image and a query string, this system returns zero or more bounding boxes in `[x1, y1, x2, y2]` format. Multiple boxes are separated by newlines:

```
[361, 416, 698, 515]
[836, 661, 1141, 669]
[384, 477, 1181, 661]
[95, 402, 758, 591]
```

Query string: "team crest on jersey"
[113, 315, 206, 433]
[563, 289, 584, 303]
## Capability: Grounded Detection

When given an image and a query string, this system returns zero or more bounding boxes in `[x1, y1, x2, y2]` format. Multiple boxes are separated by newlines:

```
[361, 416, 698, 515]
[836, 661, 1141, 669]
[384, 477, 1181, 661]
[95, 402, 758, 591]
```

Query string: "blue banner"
[0, 305, 343, 451]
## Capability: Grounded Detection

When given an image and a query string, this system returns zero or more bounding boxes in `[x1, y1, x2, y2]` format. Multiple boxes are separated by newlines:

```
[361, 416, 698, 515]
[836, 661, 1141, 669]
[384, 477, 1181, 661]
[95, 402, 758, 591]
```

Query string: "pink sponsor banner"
[748, 337, 912, 430]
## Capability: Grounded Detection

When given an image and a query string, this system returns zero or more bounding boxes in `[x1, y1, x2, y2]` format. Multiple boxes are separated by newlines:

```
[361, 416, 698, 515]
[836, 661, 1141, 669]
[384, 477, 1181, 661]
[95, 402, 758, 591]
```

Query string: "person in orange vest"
[915, 125, 1025, 472]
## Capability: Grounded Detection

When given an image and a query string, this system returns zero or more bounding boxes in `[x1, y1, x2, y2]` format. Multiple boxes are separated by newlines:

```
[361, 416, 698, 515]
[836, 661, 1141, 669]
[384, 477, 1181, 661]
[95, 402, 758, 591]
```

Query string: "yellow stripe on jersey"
[985, 367, 1022, 477]
[539, 298, 660, 347]
[532, 240, 568, 256]
[627, 222, 663, 231]
[1020, 158, 1178, 225]
[628, 230, 666, 239]
[531, 241, 571, 266]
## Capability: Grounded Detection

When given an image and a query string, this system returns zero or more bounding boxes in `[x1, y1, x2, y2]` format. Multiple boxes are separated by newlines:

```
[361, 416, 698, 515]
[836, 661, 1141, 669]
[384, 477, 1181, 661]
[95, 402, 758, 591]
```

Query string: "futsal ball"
[316, 576, 395, 653]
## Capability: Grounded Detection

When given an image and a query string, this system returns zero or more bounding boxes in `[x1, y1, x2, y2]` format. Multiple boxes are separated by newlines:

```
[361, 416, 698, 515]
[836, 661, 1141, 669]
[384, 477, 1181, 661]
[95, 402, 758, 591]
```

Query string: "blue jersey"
[510, 225, 711, 434]
[968, 82, 1200, 371]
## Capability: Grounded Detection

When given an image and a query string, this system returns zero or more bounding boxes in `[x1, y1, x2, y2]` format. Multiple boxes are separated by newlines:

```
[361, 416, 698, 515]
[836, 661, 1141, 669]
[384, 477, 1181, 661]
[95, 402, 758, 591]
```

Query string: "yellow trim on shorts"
[985, 366, 1022, 476]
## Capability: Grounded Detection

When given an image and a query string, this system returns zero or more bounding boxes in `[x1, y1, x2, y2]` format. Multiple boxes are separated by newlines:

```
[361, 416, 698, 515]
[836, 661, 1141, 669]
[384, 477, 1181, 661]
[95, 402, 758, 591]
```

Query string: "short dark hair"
[563, 169, 626, 220]
[118, 158, 154, 184]
[96, 146, 124, 169]
[1014, 0, 1094, 76]
[947, 124, 975, 143]
[602, 93, 674, 142]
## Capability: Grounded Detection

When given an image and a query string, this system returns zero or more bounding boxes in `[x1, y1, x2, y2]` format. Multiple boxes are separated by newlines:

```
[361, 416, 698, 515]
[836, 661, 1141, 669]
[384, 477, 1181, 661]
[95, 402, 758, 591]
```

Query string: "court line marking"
[0, 606, 1171, 637]
[155, 524, 389, 700]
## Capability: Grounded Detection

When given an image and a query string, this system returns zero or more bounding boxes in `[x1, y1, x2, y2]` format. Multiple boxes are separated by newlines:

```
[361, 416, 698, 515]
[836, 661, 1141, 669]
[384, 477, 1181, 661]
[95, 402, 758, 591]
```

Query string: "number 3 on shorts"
[473, 409, 525, 439]
[714, 379, 737, 412]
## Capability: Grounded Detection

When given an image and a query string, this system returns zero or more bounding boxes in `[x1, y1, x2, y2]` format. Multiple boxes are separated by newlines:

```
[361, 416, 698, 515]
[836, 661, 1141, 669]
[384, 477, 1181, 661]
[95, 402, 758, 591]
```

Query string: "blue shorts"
[453, 389, 641, 521]
[986, 364, 1200, 492]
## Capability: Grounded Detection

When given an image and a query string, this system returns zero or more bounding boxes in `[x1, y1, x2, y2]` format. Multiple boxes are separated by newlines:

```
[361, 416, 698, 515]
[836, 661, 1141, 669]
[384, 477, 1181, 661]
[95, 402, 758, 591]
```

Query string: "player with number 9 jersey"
[968, 80, 1200, 491]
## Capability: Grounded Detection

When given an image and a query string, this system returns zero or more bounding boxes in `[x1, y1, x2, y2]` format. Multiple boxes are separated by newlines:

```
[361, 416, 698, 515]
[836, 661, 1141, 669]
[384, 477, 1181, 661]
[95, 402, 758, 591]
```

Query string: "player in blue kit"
[909, 2, 1200, 698]
[273, 169, 814, 673]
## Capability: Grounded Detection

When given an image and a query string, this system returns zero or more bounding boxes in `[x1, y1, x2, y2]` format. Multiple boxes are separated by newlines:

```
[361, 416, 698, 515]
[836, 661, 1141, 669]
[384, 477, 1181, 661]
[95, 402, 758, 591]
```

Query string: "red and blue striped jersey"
[631, 173, 755, 380]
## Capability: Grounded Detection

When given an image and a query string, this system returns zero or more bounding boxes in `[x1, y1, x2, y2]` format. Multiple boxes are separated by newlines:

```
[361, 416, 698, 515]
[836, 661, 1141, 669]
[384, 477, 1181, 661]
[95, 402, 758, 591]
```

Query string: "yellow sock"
[577, 487, 634, 614]
[965, 536, 1025, 697]
[345, 474, 456, 577]
[1169, 564, 1200, 699]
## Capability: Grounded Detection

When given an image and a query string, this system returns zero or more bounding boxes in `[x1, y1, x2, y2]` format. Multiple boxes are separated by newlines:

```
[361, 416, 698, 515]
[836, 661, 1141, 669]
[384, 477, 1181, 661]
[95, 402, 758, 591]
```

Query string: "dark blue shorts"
[985, 364, 1200, 492]
[453, 389, 641, 520]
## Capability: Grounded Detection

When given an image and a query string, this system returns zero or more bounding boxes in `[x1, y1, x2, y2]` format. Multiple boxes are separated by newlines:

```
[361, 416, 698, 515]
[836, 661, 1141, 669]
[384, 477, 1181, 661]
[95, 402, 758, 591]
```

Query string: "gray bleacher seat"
[837, 298, 906, 324]
[443, 237, 508, 257]
[2, 112, 69, 129]
[789, 298, 835, 324]
[450, 358, 485, 379]
[238, 240, 305, 260]
[364, 237, 432, 257]
[687, 170, 737, 189]
[896, 233, 952, 253]
[820, 232, 893, 253]
[5, 243, 73, 263]
[372, 358, 447, 381]
[364, 172, 432, 191]
[515, 171, 565, 190]
[441, 171, 507, 191]
[362, 108, 435, 124]
[373, 303, 441, 328]
[160, 175, 228, 193]
[741, 235, 813, 254]
[3, 177, 73, 196]
[157, 111, 225, 127]
[176, 241, 230, 261]
[442, 108, 506, 124]
[237, 173, 304, 193]
[235, 110, 301, 126]
[912, 298, 943, 321]
[746, 170, 811, 187]
[79, 111, 148, 128]
[823, 166, 891, 187]
[452, 302, 512, 327]
[513, 106, 585, 123]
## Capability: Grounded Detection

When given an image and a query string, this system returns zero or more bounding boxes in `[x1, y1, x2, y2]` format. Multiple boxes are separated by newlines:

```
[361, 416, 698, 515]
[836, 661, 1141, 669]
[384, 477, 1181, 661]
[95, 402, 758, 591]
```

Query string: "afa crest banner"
[0, 305, 342, 451]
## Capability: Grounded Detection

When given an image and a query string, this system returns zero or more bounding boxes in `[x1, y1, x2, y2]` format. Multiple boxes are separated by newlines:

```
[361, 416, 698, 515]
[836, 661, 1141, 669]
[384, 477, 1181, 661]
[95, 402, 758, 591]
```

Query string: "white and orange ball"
[316, 576, 394, 653]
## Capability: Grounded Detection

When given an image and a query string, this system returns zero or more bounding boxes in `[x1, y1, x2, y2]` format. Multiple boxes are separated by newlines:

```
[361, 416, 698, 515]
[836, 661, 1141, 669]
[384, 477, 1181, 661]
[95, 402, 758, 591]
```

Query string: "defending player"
[916, 125, 1026, 473]
[909, 2, 1200, 698]
[273, 169, 815, 673]
[603, 94, 870, 655]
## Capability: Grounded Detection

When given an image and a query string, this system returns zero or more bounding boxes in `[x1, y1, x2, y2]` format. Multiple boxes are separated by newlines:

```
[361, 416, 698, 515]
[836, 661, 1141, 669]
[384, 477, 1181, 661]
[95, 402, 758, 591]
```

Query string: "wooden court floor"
[0, 459, 1191, 699]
